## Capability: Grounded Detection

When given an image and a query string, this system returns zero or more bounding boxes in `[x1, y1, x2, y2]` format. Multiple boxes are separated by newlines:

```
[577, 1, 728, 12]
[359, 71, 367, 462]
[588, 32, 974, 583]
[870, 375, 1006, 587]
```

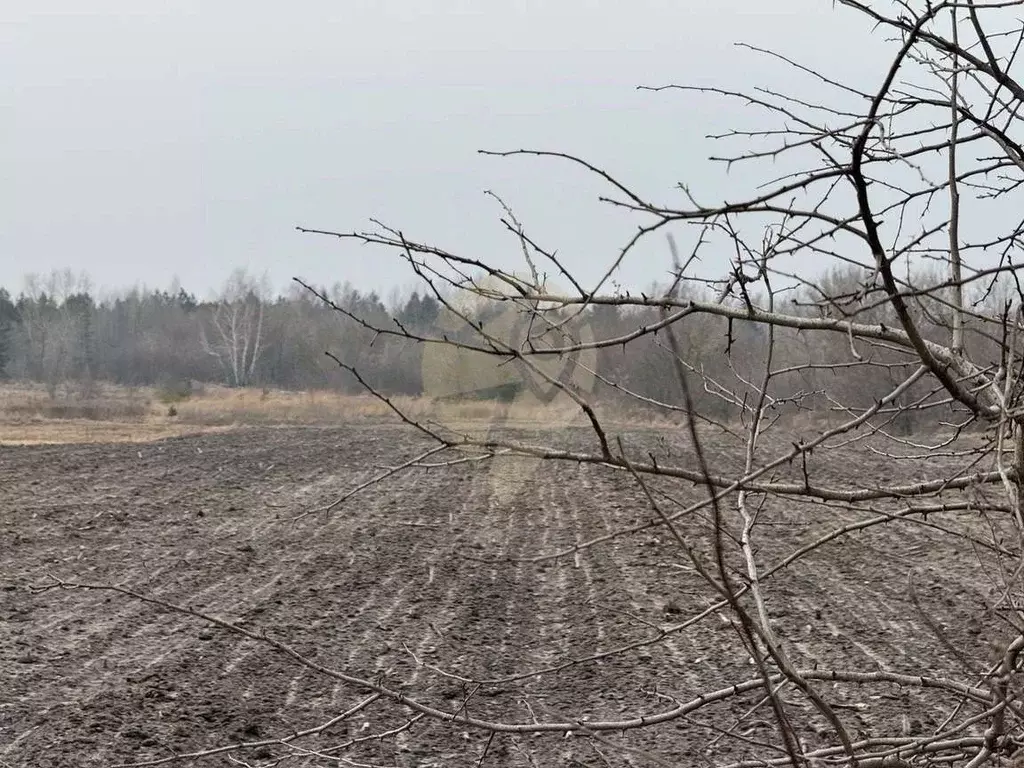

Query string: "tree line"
[0, 265, 1010, 428]
[0, 268, 436, 396]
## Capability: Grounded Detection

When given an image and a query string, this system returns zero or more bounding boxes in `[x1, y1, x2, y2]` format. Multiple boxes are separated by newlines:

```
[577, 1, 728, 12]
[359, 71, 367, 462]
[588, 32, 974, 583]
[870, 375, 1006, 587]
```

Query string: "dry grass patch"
[0, 420, 226, 446]
[0, 382, 218, 445]
[171, 385, 594, 429]
[0, 381, 614, 444]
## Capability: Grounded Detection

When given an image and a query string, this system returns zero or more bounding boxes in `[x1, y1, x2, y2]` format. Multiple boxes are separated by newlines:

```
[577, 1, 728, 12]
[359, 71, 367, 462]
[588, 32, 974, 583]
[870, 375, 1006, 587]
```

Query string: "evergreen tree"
[0, 288, 19, 378]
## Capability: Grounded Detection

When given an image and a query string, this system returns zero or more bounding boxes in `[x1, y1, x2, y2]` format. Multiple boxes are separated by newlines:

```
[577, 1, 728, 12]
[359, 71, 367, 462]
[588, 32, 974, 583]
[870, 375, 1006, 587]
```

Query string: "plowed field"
[0, 424, 1008, 766]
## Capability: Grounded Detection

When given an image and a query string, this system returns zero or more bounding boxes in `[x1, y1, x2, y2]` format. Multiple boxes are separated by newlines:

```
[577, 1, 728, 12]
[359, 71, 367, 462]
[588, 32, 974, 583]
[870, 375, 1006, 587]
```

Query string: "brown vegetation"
[0, 382, 602, 445]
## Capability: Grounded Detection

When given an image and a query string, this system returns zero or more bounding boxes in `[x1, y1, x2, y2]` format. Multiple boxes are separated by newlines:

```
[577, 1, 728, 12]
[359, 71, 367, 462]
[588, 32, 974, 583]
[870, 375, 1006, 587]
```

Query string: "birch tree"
[200, 268, 269, 388]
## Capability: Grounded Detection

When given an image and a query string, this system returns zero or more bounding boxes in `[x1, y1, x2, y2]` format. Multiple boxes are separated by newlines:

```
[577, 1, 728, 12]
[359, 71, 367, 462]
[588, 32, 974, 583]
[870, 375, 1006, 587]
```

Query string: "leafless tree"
[289, 1, 1024, 764]
[14, 269, 94, 396]
[35, 1, 1024, 766]
[200, 268, 269, 388]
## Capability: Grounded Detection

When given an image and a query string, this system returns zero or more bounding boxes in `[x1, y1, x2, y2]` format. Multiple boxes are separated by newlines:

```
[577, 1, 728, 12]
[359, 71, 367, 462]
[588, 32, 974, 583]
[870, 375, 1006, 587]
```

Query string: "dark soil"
[0, 424, 1012, 766]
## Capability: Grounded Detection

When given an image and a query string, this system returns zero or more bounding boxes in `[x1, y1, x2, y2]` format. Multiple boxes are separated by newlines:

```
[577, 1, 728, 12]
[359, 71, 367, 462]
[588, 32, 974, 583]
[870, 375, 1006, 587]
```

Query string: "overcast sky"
[3, 1, 895, 300]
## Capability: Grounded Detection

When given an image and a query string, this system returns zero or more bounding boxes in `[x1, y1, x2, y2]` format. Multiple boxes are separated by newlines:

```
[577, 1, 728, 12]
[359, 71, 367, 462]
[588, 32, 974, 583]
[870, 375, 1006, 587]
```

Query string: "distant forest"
[0, 266, 1010, 424]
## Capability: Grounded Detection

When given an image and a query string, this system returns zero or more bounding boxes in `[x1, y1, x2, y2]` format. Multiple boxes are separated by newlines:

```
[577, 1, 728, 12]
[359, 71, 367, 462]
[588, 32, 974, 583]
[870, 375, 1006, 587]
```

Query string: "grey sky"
[3, 1, 891, 300]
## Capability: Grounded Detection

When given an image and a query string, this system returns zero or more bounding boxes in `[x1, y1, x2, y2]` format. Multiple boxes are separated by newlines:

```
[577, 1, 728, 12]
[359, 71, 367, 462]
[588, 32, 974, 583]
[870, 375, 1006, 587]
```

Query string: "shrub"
[156, 379, 193, 404]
